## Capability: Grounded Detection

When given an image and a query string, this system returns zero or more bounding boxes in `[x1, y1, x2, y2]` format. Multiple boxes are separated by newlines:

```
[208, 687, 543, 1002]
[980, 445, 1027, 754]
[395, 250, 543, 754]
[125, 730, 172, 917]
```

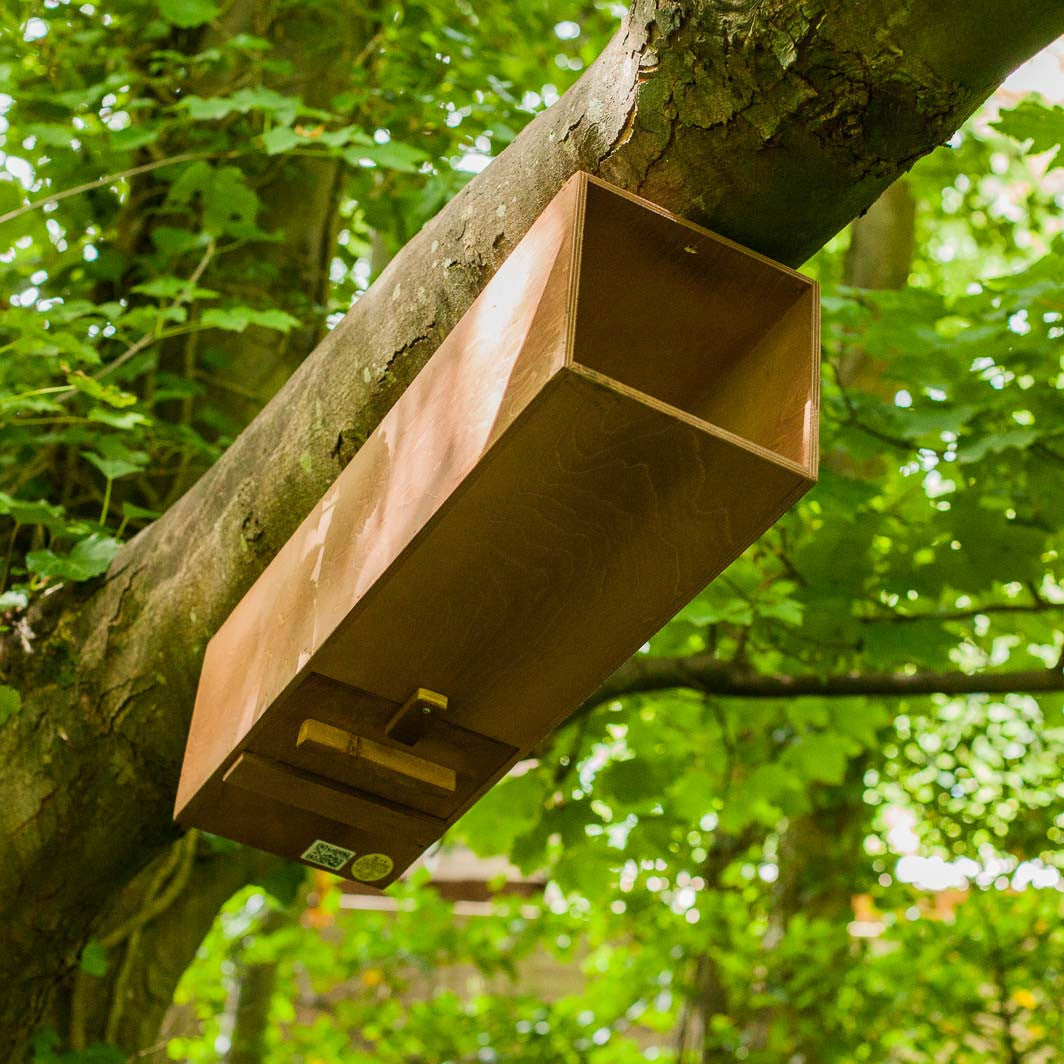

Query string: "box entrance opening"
[572, 182, 816, 468]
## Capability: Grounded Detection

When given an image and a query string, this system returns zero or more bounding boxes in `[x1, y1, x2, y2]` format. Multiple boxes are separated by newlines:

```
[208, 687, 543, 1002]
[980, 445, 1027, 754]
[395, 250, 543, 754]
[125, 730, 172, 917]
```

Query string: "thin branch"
[0, 151, 239, 227]
[43, 240, 219, 415]
[863, 600, 1063, 624]
[708, 699, 737, 801]
[104, 925, 143, 1046]
[99, 830, 198, 949]
[827, 359, 925, 455]
[590, 653, 1064, 707]
[354, 29, 384, 67]
[89, 238, 217, 386]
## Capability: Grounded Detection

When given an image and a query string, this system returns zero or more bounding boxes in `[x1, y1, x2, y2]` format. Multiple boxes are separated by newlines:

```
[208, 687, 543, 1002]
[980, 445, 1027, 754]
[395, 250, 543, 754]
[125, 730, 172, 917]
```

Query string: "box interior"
[572, 182, 817, 468]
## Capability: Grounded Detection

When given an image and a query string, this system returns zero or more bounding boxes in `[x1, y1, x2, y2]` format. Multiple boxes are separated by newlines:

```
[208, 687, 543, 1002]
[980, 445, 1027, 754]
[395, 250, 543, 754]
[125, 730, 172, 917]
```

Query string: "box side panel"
[311, 367, 812, 753]
[182, 358, 811, 885]
[175, 177, 581, 815]
[694, 286, 819, 468]
[181, 772, 427, 888]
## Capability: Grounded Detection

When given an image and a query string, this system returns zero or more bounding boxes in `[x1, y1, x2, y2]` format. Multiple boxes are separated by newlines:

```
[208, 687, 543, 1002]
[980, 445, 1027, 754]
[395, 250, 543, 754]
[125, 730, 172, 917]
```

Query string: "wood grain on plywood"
[176, 173, 820, 886]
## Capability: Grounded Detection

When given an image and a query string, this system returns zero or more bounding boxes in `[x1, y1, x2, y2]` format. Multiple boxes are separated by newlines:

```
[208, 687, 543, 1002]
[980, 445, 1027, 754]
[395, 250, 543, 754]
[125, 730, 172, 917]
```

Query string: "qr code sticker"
[301, 839, 355, 871]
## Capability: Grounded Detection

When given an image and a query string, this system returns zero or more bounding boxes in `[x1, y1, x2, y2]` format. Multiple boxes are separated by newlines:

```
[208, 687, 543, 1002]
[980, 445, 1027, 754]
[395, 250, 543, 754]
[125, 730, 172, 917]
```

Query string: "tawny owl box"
[175, 173, 820, 886]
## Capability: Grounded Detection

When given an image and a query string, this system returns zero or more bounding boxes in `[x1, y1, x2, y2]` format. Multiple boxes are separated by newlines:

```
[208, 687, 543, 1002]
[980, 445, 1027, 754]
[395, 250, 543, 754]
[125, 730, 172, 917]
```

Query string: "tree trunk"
[1, 0, 358, 1054]
[222, 909, 291, 1064]
[745, 180, 916, 1057]
[843, 181, 917, 293]
[2, 1, 1062, 1057]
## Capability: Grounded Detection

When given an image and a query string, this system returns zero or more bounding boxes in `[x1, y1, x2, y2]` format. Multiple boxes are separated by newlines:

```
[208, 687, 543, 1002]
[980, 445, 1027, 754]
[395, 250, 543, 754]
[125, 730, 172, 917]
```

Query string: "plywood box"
[175, 173, 820, 886]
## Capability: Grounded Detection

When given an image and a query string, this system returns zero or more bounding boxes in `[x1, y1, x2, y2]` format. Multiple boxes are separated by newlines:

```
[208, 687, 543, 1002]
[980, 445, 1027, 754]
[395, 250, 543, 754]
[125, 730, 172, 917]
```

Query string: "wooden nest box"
[175, 173, 820, 886]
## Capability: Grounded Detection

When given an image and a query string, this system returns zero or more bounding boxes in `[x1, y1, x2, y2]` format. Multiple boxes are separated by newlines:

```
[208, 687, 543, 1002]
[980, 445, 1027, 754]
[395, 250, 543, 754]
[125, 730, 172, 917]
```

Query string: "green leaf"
[0, 685, 20, 726]
[599, 757, 668, 805]
[165, 163, 262, 237]
[992, 97, 1064, 168]
[260, 862, 306, 906]
[720, 763, 801, 831]
[896, 403, 979, 438]
[675, 592, 752, 627]
[84, 452, 143, 481]
[863, 618, 955, 669]
[0, 392, 61, 416]
[786, 701, 829, 729]
[784, 732, 850, 785]
[76, 1045, 125, 1063]
[201, 306, 300, 333]
[25, 123, 76, 148]
[181, 88, 302, 124]
[199, 307, 255, 332]
[84, 437, 148, 480]
[27, 534, 120, 582]
[456, 771, 545, 857]
[245, 308, 300, 332]
[830, 701, 889, 747]
[121, 500, 161, 523]
[157, 0, 219, 29]
[108, 126, 160, 152]
[317, 125, 363, 148]
[180, 95, 236, 121]
[343, 140, 430, 173]
[132, 277, 218, 300]
[67, 371, 138, 409]
[46, 300, 103, 325]
[87, 407, 152, 430]
[227, 33, 272, 51]
[757, 596, 804, 626]
[202, 167, 260, 237]
[151, 227, 204, 257]
[261, 126, 304, 155]
[0, 493, 67, 529]
[957, 428, 1038, 464]
[79, 940, 109, 977]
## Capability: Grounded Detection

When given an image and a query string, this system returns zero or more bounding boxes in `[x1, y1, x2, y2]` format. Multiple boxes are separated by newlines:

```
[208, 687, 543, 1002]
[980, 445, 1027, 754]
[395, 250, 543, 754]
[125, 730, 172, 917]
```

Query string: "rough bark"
[2, 1, 1063, 1057]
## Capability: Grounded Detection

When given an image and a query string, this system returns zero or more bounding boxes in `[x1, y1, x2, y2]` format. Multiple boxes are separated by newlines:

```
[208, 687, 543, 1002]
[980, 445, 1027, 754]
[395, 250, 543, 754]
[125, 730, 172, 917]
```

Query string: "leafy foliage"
[164, 87, 1064, 1064]
[4, 2, 1063, 1061]
[0, 0, 616, 612]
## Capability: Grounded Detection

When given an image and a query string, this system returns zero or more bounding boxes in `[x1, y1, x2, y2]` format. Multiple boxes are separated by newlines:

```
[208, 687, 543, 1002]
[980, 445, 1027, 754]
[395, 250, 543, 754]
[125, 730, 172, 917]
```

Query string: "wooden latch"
[296, 718, 456, 794]
[384, 687, 448, 746]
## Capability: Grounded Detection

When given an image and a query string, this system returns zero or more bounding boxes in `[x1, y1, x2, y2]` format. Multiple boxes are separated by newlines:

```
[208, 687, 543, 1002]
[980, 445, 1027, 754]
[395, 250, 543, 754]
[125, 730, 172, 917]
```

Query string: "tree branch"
[4, 0, 1064, 1051]
[591, 654, 1064, 705]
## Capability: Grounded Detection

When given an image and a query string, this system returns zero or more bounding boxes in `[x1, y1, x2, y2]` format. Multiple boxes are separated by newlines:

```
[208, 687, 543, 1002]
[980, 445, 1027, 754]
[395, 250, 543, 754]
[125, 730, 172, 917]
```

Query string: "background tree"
[1, 1, 1063, 1060]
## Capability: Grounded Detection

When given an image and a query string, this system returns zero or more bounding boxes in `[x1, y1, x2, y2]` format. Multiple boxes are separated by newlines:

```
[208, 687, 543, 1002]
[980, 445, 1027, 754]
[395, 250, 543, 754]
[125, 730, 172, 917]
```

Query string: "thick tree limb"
[3, 1, 1063, 1054]
[591, 655, 1064, 706]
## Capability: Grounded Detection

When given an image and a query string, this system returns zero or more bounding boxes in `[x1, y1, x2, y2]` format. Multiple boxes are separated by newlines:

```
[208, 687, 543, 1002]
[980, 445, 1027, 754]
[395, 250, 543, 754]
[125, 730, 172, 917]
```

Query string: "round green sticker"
[350, 853, 393, 881]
